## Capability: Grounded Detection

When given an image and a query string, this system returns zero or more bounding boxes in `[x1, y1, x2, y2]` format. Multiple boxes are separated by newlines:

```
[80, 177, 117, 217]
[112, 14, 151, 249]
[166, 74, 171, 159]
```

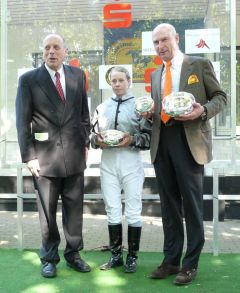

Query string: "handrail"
[1, 163, 240, 254]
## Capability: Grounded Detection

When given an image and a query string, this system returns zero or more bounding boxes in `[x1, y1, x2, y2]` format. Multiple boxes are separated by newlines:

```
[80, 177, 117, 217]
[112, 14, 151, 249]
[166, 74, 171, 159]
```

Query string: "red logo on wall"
[196, 38, 210, 49]
[103, 3, 132, 29]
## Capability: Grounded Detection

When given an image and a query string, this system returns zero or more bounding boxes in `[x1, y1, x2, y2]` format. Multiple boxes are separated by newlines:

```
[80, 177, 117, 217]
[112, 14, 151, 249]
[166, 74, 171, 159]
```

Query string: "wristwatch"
[200, 106, 207, 121]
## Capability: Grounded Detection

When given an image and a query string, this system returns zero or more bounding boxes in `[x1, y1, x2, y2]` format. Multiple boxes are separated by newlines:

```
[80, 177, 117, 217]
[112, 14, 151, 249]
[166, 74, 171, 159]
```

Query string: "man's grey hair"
[153, 23, 177, 37]
[43, 33, 67, 48]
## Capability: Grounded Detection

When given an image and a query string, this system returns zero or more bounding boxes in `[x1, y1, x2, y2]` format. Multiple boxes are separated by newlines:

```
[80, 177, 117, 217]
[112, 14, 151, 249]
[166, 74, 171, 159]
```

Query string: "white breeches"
[100, 148, 144, 225]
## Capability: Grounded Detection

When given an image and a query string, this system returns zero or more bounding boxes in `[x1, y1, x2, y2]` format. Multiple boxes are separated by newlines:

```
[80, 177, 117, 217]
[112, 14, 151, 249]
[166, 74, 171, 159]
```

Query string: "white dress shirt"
[161, 50, 184, 94]
[45, 64, 66, 98]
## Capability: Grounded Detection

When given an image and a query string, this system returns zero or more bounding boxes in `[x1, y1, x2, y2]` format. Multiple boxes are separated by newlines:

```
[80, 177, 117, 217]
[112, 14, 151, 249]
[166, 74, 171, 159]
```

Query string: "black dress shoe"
[67, 258, 91, 273]
[41, 262, 56, 278]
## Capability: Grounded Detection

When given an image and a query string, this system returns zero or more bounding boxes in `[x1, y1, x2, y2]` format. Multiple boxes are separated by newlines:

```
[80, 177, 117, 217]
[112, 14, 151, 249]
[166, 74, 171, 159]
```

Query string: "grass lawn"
[0, 250, 239, 293]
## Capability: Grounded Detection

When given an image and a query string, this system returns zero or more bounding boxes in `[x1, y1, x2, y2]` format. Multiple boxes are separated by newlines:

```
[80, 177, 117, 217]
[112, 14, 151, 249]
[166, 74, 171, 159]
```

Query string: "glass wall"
[0, 0, 238, 167]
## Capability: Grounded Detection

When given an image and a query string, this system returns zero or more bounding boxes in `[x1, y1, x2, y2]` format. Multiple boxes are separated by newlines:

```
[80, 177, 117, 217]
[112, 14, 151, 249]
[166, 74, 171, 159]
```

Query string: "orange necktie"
[161, 61, 172, 123]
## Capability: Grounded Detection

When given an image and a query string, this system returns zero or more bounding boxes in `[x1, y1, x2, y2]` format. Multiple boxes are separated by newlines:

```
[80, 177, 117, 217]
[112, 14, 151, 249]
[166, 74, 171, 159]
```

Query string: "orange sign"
[103, 3, 132, 28]
[144, 57, 163, 92]
[69, 57, 81, 67]
[69, 57, 89, 91]
[144, 68, 156, 93]
[84, 69, 89, 92]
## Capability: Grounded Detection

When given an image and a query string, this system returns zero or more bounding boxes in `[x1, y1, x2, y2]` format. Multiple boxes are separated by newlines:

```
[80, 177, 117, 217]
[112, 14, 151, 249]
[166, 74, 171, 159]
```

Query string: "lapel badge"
[188, 74, 199, 85]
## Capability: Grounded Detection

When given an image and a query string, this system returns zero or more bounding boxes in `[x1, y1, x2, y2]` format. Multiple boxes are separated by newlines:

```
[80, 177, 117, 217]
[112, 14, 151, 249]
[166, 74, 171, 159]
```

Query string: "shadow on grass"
[0, 250, 240, 293]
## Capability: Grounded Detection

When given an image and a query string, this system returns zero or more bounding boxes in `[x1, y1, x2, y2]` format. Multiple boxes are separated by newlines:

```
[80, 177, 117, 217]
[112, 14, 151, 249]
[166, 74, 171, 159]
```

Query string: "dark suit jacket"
[150, 54, 227, 165]
[16, 64, 90, 177]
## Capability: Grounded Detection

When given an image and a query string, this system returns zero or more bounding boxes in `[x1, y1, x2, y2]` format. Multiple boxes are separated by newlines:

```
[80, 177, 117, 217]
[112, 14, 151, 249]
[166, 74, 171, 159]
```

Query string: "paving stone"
[0, 211, 240, 254]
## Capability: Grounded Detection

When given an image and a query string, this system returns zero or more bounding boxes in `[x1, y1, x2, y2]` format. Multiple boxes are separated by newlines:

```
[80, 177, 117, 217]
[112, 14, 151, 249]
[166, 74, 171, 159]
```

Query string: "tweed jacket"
[150, 54, 227, 165]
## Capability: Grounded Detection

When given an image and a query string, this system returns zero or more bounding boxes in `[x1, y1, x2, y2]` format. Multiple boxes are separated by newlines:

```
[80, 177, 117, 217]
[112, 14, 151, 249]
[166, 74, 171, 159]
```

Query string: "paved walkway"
[0, 211, 240, 253]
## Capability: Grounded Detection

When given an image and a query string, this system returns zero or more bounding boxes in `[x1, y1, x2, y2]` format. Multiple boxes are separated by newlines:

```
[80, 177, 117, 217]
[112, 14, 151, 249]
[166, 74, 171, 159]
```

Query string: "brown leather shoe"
[174, 268, 197, 285]
[150, 262, 180, 279]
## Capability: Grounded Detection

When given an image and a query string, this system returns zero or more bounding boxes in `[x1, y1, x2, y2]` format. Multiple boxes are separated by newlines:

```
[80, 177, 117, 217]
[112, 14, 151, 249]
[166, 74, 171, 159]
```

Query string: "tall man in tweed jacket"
[144, 23, 227, 285]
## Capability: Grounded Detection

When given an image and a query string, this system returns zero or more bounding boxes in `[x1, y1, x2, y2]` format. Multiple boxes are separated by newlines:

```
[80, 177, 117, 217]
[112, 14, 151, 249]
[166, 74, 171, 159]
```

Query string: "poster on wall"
[142, 31, 156, 56]
[99, 64, 132, 89]
[185, 28, 220, 54]
[104, 19, 204, 82]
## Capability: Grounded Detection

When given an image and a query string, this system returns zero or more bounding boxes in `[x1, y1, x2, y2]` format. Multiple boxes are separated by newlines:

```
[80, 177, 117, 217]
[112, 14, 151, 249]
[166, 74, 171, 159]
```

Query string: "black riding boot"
[125, 226, 142, 273]
[100, 224, 124, 270]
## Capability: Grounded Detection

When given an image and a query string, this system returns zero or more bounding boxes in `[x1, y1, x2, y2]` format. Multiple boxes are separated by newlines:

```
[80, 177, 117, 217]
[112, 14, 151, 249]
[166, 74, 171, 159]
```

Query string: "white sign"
[185, 28, 220, 54]
[99, 64, 132, 89]
[142, 31, 156, 56]
[212, 61, 220, 83]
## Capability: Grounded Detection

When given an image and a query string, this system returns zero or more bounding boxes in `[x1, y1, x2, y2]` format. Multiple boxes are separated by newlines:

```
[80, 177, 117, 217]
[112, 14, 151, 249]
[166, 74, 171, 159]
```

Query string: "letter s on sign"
[103, 4, 132, 29]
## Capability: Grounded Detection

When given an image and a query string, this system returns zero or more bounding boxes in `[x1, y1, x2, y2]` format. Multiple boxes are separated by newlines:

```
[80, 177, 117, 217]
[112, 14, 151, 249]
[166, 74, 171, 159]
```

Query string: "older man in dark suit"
[143, 23, 227, 285]
[16, 33, 91, 278]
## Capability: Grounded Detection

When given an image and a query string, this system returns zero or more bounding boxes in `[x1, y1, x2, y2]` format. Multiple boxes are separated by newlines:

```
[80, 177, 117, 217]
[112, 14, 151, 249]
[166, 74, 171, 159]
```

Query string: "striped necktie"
[55, 71, 65, 103]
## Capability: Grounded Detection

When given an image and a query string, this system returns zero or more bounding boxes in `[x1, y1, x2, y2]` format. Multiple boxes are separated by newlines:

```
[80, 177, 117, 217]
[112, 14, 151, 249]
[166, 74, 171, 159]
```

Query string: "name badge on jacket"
[34, 133, 49, 141]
